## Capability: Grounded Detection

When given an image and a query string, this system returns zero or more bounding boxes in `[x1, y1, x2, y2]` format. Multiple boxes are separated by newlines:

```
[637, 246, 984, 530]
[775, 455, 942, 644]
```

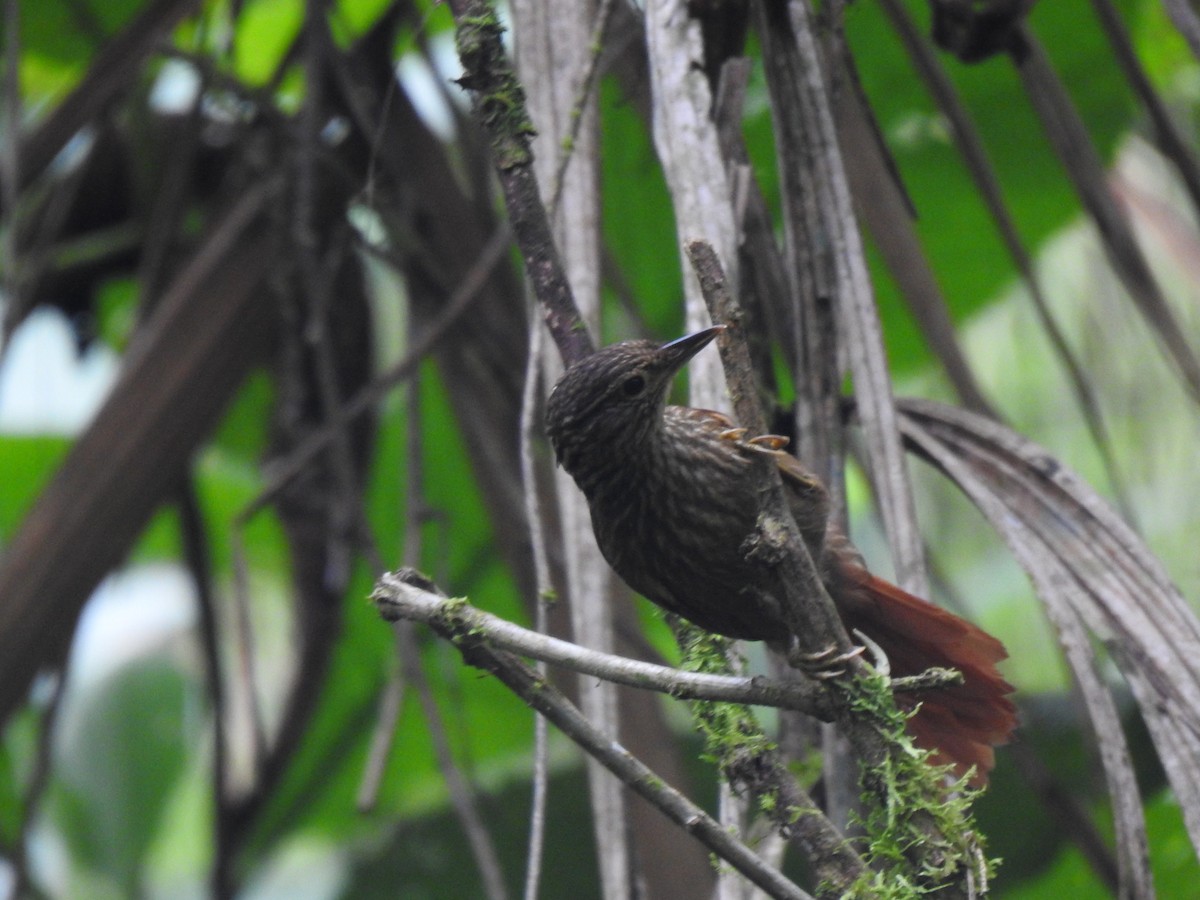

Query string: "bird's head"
[545, 326, 723, 474]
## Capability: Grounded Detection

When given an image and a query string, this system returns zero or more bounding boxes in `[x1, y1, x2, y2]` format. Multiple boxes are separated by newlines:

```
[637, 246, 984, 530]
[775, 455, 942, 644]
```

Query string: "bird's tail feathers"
[835, 565, 1017, 786]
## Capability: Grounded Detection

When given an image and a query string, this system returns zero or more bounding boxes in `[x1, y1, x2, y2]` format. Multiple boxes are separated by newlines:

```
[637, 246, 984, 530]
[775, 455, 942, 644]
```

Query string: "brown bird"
[545, 326, 1016, 783]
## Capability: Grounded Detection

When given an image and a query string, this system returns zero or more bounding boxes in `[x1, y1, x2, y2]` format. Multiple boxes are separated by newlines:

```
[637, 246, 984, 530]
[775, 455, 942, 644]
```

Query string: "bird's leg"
[786, 637, 866, 679]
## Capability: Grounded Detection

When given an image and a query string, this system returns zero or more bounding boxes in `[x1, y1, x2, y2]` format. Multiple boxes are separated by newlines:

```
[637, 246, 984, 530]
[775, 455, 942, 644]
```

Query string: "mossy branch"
[447, 0, 593, 366]
[674, 623, 867, 897]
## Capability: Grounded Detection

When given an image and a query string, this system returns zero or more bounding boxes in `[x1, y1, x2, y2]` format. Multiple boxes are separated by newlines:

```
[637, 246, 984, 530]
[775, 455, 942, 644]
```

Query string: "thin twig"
[229, 528, 269, 776]
[1, 0, 22, 350]
[1089, 0, 1200, 216]
[176, 477, 232, 898]
[518, 312, 553, 900]
[545, 0, 618, 221]
[355, 660, 406, 813]
[396, 622, 511, 900]
[355, 367, 426, 814]
[386, 315, 510, 899]
[11, 672, 66, 899]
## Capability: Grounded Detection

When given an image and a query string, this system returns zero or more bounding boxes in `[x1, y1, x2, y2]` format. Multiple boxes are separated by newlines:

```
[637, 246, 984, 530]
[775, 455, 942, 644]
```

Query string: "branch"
[373, 570, 813, 900]
[686, 240, 855, 662]
[372, 571, 834, 716]
[674, 626, 867, 895]
[448, 0, 593, 365]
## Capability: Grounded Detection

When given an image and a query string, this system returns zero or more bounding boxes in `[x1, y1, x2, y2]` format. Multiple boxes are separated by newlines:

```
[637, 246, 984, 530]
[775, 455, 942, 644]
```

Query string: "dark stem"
[448, 0, 594, 366]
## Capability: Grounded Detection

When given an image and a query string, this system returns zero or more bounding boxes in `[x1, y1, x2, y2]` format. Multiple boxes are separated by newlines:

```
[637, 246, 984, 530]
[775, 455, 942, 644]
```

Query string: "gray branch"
[373, 570, 836, 717]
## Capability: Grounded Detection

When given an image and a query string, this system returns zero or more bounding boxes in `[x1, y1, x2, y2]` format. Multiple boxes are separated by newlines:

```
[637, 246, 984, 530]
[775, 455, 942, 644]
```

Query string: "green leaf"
[0, 437, 72, 539]
[846, 0, 1139, 372]
[233, 0, 305, 86]
[51, 659, 196, 891]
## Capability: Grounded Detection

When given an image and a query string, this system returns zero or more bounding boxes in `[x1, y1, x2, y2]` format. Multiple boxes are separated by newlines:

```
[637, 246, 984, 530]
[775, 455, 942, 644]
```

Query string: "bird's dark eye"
[622, 374, 646, 396]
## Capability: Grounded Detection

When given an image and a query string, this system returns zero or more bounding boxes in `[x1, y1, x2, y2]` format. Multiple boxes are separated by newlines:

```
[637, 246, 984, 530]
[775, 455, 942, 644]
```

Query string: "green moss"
[676, 626, 775, 769]
[835, 666, 997, 896]
[453, 0, 536, 170]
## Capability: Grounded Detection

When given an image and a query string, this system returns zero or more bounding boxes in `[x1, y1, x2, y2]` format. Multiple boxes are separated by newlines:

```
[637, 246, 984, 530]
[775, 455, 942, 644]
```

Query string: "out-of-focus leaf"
[899, 397, 1200, 869]
[599, 78, 682, 340]
[1134, 1, 1197, 91]
[233, 0, 304, 86]
[0, 738, 21, 840]
[846, 0, 1138, 371]
[93, 277, 139, 353]
[209, 371, 275, 467]
[1001, 791, 1200, 897]
[52, 659, 196, 891]
[142, 744, 213, 892]
[332, 0, 396, 42]
[0, 437, 71, 537]
[20, 0, 147, 64]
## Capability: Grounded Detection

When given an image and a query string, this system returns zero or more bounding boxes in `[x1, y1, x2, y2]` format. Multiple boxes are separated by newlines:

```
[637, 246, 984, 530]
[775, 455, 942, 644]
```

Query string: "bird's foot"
[718, 427, 748, 442]
[788, 640, 866, 679]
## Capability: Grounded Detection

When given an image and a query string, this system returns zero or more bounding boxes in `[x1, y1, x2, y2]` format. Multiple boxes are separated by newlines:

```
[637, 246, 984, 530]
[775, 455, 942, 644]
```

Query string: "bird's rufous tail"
[834, 564, 1017, 786]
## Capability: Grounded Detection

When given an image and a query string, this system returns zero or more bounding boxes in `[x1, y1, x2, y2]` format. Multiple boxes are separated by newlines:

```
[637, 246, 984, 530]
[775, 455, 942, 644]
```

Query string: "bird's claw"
[719, 429, 791, 452]
[851, 629, 890, 679]
[748, 434, 790, 450]
[788, 641, 866, 679]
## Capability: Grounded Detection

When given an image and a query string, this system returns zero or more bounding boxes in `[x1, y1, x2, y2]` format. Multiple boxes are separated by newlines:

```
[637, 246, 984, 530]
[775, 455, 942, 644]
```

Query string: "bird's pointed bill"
[659, 325, 724, 372]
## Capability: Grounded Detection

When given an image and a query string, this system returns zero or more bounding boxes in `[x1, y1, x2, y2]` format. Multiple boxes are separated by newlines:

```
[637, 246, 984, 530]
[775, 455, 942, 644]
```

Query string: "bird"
[545, 325, 1016, 784]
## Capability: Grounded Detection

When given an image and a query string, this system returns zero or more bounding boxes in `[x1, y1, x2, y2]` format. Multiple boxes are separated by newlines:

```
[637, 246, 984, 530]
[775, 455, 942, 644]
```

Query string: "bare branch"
[518, 317, 553, 900]
[373, 573, 834, 715]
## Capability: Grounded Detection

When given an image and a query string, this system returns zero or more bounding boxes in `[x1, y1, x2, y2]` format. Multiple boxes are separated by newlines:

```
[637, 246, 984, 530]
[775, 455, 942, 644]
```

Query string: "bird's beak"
[659, 325, 725, 373]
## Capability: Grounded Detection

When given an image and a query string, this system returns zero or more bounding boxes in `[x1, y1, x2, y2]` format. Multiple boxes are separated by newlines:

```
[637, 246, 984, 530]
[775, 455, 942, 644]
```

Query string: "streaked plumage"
[546, 328, 1016, 782]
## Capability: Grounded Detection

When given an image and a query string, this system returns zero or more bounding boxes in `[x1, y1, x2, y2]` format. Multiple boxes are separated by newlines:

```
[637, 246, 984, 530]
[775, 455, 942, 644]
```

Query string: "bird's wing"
[674, 406, 833, 555]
